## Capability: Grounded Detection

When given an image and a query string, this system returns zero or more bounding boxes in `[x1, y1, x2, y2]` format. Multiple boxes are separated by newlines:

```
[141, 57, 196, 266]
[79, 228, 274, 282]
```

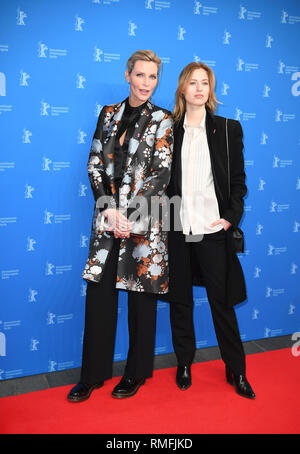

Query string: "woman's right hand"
[104, 208, 133, 238]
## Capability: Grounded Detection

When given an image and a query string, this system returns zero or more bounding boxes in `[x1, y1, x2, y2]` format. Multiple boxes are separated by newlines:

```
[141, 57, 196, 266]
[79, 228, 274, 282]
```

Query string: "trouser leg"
[209, 298, 245, 375]
[169, 300, 196, 366]
[80, 240, 120, 384]
[193, 234, 246, 375]
[168, 237, 196, 366]
[124, 292, 157, 380]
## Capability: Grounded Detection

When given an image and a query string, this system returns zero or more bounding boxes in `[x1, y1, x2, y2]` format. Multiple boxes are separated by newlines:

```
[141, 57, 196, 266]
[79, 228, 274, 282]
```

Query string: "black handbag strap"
[225, 118, 230, 199]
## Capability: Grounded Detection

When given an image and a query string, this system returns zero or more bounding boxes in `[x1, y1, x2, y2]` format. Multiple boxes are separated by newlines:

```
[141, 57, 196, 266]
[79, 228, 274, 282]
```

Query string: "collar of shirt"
[125, 97, 148, 116]
[183, 110, 206, 131]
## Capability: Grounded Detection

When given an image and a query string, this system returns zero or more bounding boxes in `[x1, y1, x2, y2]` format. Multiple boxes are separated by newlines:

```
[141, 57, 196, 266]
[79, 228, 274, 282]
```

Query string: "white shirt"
[180, 111, 223, 235]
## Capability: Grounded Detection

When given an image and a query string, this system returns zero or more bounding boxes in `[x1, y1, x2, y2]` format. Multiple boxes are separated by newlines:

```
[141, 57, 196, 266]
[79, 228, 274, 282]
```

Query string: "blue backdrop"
[1, 0, 299, 380]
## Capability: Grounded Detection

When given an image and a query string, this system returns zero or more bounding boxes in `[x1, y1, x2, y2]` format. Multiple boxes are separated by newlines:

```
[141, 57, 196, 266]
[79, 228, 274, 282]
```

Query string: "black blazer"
[167, 107, 247, 228]
[163, 108, 247, 307]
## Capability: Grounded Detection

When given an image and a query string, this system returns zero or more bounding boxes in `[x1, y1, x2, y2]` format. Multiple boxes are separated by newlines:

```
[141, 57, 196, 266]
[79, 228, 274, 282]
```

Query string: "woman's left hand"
[210, 218, 232, 231]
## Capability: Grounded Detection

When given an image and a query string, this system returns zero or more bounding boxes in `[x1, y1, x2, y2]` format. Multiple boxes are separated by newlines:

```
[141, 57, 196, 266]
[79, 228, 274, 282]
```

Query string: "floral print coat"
[82, 99, 173, 294]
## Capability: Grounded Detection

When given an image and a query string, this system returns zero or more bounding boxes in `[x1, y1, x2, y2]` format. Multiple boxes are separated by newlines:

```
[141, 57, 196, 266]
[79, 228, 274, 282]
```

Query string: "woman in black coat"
[166, 62, 255, 399]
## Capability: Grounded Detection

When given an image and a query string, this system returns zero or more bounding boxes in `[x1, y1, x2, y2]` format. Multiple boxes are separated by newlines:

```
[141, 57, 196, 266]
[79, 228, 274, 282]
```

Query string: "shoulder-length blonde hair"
[173, 62, 218, 122]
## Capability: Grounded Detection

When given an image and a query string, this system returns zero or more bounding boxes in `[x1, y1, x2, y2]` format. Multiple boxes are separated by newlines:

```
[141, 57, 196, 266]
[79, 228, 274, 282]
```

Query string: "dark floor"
[0, 334, 293, 398]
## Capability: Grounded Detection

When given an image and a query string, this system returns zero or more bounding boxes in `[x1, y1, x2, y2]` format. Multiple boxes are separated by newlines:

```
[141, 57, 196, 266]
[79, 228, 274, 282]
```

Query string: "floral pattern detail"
[82, 99, 174, 294]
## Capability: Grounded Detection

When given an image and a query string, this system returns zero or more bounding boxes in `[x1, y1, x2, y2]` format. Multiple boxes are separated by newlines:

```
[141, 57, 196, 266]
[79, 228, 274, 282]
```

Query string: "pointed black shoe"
[176, 365, 192, 391]
[67, 382, 104, 402]
[226, 365, 256, 399]
[111, 377, 146, 399]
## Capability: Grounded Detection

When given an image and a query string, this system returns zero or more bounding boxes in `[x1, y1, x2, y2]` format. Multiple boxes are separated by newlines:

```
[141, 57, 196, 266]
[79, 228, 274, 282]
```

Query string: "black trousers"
[169, 230, 246, 375]
[80, 239, 157, 384]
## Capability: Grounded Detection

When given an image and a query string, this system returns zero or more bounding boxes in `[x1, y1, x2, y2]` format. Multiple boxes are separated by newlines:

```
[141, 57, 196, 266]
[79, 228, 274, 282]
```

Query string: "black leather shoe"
[67, 382, 104, 402]
[226, 365, 256, 399]
[111, 377, 146, 399]
[176, 365, 192, 391]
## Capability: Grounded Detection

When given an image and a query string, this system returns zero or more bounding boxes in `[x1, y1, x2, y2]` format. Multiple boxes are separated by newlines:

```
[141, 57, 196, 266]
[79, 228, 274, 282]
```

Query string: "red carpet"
[1, 348, 299, 434]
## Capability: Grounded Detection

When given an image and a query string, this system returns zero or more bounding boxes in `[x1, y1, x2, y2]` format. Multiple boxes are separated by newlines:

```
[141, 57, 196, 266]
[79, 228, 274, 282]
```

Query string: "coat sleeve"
[222, 119, 247, 228]
[87, 107, 116, 212]
[125, 112, 174, 234]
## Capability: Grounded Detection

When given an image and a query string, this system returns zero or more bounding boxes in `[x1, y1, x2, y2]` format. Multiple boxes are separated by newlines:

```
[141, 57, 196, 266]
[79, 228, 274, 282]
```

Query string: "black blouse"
[114, 98, 147, 194]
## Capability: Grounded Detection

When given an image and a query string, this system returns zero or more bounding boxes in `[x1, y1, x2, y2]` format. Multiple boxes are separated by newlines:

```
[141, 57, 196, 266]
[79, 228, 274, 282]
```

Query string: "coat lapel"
[117, 101, 153, 209]
[173, 116, 184, 196]
[125, 101, 152, 169]
[101, 99, 154, 206]
[104, 101, 125, 142]
[102, 100, 126, 196]
[173, 108, 224, 203]
[205, 108, 224, 201]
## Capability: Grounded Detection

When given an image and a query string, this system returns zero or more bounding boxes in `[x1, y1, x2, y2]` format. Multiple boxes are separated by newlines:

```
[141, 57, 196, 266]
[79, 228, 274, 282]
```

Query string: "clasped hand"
[104, 208, 134, 238]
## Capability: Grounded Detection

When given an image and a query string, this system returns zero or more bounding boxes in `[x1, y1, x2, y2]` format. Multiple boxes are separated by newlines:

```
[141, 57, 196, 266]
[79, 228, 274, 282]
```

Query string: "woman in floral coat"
[68, 50, 173, 402]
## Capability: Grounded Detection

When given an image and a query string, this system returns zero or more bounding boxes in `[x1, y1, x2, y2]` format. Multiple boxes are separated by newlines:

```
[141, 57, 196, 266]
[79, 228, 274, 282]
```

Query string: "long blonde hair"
[173, 62, 218, 122]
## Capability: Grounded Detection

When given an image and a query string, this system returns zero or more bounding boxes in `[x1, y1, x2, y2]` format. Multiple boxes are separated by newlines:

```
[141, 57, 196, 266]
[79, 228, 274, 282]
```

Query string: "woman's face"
[125, 60, 158, 106]
[182, 68, 210, 109]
